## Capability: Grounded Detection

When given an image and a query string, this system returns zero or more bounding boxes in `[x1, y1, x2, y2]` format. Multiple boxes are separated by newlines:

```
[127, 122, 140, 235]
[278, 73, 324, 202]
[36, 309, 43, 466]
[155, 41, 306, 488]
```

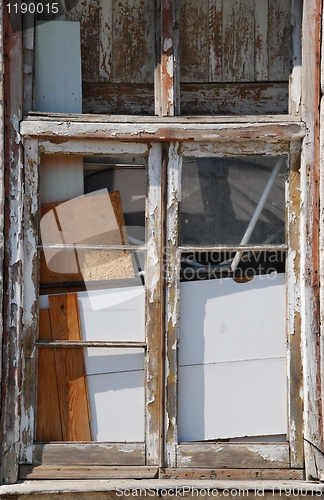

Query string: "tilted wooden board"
[36, 309, 63, 441]
[48, 293, 91, 441]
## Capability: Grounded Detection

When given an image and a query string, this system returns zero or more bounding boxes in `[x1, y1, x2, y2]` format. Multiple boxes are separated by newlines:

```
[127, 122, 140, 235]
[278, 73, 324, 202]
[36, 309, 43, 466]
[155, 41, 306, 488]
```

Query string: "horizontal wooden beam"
[19, 465, 158, 480]
[177, 443, 290, 469]
[21, 120, 305, 143]
[160, 468, 304, 480]
[36, 341, 146, 348]
[33, 442, 145, 466]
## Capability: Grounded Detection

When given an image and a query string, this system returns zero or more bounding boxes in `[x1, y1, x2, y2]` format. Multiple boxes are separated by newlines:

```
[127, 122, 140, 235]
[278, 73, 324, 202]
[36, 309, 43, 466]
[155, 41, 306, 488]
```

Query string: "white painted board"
[35, 21, 82, 113]
[40, 156, 84, 205]
[87, 370, 145, 441]
[178, 273, 287, 441]
[178, 357, 287, 442]
[179, 273, 286, 365]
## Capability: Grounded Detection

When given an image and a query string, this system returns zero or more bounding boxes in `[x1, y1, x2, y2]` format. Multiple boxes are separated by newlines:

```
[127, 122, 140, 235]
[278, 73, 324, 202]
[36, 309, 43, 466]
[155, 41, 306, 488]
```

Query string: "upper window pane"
[180, 156, 286, 246]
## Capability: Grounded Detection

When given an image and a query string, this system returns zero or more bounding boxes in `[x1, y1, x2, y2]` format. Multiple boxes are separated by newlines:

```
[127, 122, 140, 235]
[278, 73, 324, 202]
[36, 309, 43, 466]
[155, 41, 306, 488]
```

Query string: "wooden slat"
[98, 0, 112, 81]
[48, 293, 91, 441]
[33, 442, 145, 466]
[83, 82, 154, 115]
[181, 82, 288, 115]
[209, 0, 223, 81]
[254, 0, 269, 81]
[179, 0, 209, 83]
[36, 309, 62, 441]
[176, 443, 290, 469]
[222, 0, 255, 82]
[160, 468, 304, 480]
[268, 0, 291, 81]
[66, 0, 99, 83]
[19, 465, 158, 480]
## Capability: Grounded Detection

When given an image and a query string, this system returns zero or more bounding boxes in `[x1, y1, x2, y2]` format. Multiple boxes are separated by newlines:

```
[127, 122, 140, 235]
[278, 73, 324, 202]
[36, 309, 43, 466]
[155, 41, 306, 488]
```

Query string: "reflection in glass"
[180, 156, 286, 246]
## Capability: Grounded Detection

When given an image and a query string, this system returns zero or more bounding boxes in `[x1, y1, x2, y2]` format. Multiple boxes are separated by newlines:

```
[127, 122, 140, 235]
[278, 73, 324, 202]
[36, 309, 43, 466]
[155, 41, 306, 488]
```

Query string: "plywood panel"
[34, 21, 82, 113]
[36, 309, 63, 441]
[48, 293, 91, 441]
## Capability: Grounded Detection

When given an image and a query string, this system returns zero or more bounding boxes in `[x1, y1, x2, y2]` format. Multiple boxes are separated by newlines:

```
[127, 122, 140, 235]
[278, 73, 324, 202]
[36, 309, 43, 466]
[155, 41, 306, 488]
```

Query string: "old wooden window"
[5, 0, 322, 484]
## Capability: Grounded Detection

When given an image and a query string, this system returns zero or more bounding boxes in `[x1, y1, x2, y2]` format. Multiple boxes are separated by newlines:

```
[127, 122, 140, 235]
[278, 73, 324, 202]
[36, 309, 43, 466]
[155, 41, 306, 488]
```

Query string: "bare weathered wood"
[181, 140, 289, 157]
[1, 4, 23, 483]
[179, 0, 209, 83]
[36, 341, 146, 348]
[66, 0, 99, 83]
[20, 120, 306, 143]
[19, 465, 157, 479]
[181, 82, 288, 115]
[165, 143, 181, 468]
[301, 0, 323, 481]
[22, 12, 34, 114]
[222, 0, 255, 82]
[209, 0, 222, 81]
[39, 139, 148, 157]
[156, 0, 179, 115]
[268, 0, 291, 81]
[33, 442, 145, 466]
[98, 0, 112, 81]
[145, 143, 163, 465]
[287, 141, 304, 468]
[160, 468, 304, 480]
[289, 0, 303, 114]
[0, 1, 4, 452]
[254, 0, 268, 81]
[177, 443, 290, 469]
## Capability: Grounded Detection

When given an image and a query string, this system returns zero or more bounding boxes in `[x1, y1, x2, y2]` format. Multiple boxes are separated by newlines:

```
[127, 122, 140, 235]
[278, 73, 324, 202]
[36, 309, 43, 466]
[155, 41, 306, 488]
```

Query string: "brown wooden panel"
[36, 309, 63, 441]
[19, 465, 158, 479]
[33, 442, 145, 465]
[177, 443, 290, 468]
[160, 468, 304, 480]
[83, 82, 154, 115]
[48, 293, 91, 441]
[180, 82, 288, 115]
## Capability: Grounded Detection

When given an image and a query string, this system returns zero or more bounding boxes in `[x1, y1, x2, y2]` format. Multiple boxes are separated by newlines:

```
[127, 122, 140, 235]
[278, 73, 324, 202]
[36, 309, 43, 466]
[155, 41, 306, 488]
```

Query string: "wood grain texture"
[33, 442, 145, 465]
[176, 443, 290, 469]
[83, 83, 154, 114]
[48, 293, 91, 441]
[36, 309, 63, 441]
[268, 0, 291, 81]
[19, 465, 158, 479]
[160, 468, 304, 480]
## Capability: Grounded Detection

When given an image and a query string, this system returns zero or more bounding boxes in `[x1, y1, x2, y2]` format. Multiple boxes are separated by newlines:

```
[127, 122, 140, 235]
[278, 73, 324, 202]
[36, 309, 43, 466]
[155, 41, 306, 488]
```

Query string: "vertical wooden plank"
[209, 0, 223, 82]
[268, 0, 291, 81]
[99, 0, 113, 81]
[254, 0, 268, 81]
[165, 143, 181, 467]
[22, 12, 34, 114]
[289, 0, 303, 114]
[112, 0, 155, 84]
[301, 0, 323, 481]
[48, 294, 91, 441]
[287, 142, 304, 468]
[179, 0, 209, 83]
[66, 0, 99, 83]
[36, 310, 63, 442]
[0, 0, 4, 430]
[1, 2, 23, 483]
[156, 0, 179, 116]
[145, 143, 163, 465]
[222, 0, 255, 82]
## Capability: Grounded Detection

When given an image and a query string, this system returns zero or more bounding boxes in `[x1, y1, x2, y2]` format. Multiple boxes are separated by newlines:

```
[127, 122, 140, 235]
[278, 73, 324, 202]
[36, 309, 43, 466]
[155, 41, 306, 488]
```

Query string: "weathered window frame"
[2, 0, 323, 485]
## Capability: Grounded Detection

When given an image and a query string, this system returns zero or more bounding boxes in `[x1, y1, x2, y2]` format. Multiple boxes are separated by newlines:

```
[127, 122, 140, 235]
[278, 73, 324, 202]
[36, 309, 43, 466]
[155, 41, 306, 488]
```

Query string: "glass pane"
[180, 156, 286, 246]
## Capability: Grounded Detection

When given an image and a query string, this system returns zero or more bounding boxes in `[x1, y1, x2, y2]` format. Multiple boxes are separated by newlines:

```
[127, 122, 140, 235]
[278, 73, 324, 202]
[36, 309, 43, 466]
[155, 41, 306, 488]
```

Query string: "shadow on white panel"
[178, 357, 287, 442]
[87, 370, 145, 442]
